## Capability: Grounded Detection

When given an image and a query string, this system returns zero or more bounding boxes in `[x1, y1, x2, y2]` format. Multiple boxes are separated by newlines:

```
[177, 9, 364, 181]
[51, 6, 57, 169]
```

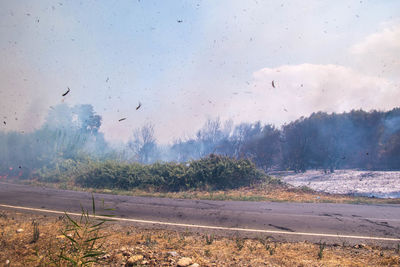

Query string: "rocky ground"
[1, 209, 400, 266]
[278, 170, 400, 198]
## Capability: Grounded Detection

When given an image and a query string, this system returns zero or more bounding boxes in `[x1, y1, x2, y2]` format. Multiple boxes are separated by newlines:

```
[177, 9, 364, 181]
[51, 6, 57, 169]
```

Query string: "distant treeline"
[168, 108, 400, 172]
[0, 104, 399, 179]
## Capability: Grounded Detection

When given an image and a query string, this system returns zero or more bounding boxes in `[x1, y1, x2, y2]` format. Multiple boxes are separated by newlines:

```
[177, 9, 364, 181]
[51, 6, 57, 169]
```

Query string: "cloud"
[350, 22, 400, 80]
[223, 63, 399, 126]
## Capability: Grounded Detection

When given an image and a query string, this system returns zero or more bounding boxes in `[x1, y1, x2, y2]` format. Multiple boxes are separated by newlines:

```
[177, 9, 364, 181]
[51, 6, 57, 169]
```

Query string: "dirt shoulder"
[1, 209, 399, 266]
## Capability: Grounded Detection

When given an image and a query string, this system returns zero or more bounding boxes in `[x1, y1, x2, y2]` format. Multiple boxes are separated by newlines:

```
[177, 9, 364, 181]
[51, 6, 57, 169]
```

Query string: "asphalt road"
[1, 182, 400, 246]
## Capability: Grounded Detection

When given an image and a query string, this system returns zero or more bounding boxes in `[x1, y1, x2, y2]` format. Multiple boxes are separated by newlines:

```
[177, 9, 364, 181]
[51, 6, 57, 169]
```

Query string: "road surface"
[1, 182, 399, 246]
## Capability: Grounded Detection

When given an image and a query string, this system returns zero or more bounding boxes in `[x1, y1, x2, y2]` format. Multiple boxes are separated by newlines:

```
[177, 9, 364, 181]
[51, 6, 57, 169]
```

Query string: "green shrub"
[41, 154, 279, 191]
[35, 156, 92, 183]
[185, 154, 266, 189]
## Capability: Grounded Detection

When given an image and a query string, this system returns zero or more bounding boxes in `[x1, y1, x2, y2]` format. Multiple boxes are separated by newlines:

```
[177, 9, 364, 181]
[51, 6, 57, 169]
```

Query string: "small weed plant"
[205, 234, 214, 245]
[51, 195, 114, 266]
[318, 242, 326, 260]
[31, 220, 40, 243]
[235, 237, 245, 251]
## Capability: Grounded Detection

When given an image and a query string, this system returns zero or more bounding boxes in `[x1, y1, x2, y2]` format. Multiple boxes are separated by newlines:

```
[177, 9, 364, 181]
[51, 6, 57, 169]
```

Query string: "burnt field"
[276, 170, 400, 198]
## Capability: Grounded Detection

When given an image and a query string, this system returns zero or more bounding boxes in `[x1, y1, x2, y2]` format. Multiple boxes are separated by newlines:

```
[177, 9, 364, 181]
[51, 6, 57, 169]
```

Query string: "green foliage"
[205, 234, 214, 245]
[51, 195, 111, 266]
[204, 249, 211, 257]
[35, 157, 89, 183]
[318, 242, 326, 259]
[73, 154, 275, 191]
[235, 237, 245, 251]
[144, 234, 157, 247]
[31, 220, 40, 244]
[258, 237, 275, 255]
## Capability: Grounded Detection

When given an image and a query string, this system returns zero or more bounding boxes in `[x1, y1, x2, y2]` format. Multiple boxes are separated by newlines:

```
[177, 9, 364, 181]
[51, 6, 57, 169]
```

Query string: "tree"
[128, 123, 158, 164]
[281, 117, 313, 172]
[73, 104, 102, 134]
[42, 104, 103, 159]
[241, 124, 281, 171]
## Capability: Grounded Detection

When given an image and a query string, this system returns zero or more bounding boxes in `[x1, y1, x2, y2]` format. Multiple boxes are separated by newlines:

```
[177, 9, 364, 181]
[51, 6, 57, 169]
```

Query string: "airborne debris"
[118, 118, 127, 122]
[136, 102, 142, 110]
[62, 87, 70, 96]
[272, 80, 275, 88]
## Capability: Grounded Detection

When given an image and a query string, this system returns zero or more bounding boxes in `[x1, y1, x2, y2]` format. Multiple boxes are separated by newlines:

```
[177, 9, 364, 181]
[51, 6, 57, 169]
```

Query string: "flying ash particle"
[62, 87, 70, 96]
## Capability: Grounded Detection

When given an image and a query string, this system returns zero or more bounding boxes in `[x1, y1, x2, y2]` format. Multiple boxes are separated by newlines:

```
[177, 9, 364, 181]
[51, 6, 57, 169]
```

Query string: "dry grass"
[0, 209, 399, 266]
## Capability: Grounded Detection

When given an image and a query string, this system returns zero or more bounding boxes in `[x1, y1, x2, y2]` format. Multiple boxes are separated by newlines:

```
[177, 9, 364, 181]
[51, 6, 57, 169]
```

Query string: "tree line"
[1, 104, 399, 179]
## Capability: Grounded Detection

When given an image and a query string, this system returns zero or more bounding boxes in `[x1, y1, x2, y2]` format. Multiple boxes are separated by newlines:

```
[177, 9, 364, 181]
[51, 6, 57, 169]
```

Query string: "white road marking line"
[1, 203, 400, 242]
[243, 212, 400, 222]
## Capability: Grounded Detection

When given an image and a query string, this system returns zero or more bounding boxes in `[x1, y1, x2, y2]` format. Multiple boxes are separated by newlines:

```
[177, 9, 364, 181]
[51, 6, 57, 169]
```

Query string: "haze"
[1, 0, 399, 144]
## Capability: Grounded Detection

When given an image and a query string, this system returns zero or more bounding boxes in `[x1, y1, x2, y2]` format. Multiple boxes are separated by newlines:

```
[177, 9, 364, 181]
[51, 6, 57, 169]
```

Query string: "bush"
[35, 154, 93, 183]
[73, 154, 276, 191]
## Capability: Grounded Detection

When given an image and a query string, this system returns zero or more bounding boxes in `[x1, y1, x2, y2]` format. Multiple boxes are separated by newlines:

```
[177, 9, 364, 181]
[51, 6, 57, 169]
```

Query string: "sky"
[0, 0, 399, 144]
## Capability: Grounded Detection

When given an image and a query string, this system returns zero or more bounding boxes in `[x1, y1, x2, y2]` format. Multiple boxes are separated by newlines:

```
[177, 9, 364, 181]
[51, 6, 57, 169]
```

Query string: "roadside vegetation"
[34, 154, 278, 192]
[7, 154, 392, 204]
[1, 209, 399, 266]
[15, 154, 397, 204]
